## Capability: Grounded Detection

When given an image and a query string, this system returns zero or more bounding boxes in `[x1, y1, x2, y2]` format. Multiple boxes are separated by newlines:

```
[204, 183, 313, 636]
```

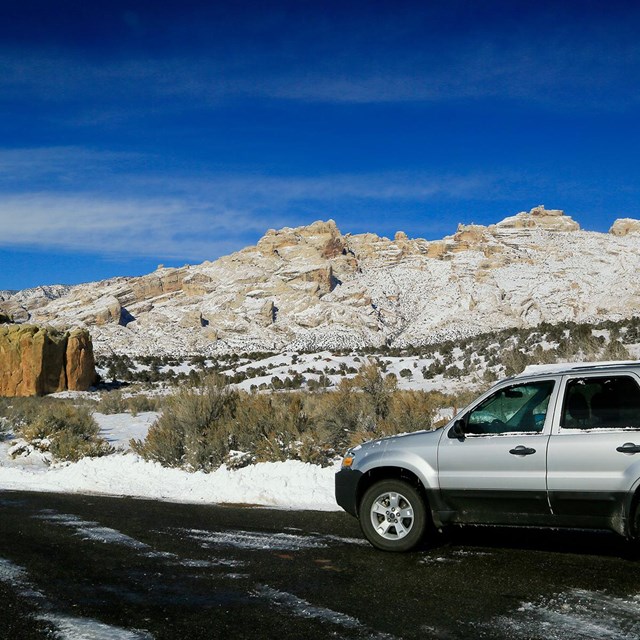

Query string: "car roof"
[514, 360, 640, 379]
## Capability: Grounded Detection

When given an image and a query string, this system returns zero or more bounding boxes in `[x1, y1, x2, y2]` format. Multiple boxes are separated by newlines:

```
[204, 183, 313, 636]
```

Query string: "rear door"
[437, 378, 558, 525]
[547, 372, 640, 529]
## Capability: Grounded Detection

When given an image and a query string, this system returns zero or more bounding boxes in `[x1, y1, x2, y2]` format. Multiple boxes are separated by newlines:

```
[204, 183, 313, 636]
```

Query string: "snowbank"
[0, 454, 342, 511]
[0, 410, 342, 511]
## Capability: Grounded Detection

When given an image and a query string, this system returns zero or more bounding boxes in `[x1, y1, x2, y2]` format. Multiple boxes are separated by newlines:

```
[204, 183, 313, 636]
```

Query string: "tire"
[633, 500, 640, 543]
[628, 499, 640, 560]
[359, 479, 428, 552]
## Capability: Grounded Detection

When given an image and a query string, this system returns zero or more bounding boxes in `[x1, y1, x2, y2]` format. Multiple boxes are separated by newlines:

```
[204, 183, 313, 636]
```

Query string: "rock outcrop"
[494, 205, 580, 231]
[65, 329, 98, 391]
[0, 325, 97, 396]
[609, 218, 640, 236]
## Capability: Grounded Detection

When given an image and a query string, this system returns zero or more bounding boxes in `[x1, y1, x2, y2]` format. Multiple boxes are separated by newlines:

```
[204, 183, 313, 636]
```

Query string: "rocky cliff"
[1, 206, 640, 356]
[0, 325, 97, 396]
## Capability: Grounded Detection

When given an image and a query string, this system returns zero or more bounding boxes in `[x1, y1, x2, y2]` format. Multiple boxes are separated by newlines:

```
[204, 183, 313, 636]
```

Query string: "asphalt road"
[1, 490, 640, 640]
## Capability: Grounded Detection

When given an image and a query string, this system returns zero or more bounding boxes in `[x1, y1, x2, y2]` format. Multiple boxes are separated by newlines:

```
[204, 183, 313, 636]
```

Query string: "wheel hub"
[371, 491, 414, 540]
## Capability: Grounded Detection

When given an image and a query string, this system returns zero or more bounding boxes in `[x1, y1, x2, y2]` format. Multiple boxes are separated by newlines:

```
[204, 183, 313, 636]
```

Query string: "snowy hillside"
[2, 206, 640, 356]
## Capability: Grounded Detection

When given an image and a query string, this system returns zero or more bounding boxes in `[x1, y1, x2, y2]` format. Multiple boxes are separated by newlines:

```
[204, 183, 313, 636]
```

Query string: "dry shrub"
[293, 433, 335, 466]
[0, 398, 11, 436]
[133, 361, 448, 472]
[132, 412, 185, 468]
[353, 358, 397, 419]
[230, 393, 323, 464]
[315, 378, 374, 449]
[49, 426, 113, 462]
[131, 375, 237, 470]
[18, 401, 113, 462]
[600, 339, 631, 361]
[380, 390, 448, 436]
[1, 397, 43, 432]
[97, 391, 162, 416]
[97, 390, 127, 414]
[126, 393, 162, 416]
[501, 347, 529, 376]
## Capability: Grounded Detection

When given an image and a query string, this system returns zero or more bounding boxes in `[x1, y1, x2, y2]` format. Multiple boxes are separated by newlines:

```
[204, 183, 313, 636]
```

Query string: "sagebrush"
[131, 375, 237, 470]
[6, 399, 113, 462]
[97, 390, 162, 416]
[132, 363, 454, 472]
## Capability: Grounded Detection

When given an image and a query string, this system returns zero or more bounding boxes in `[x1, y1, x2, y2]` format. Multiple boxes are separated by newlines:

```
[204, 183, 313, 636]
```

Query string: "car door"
[437, 378, 559, 525]
[546, 372, 640, 529]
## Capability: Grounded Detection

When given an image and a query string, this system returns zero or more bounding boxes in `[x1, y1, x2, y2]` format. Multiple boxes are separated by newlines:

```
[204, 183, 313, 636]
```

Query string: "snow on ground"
[492, 588, 640, 640]
[0, 556, 154, 640]
[94, 412, 158, 449]
[35, 511, 152, 549]
[0, 411, 342, 511]
[226, 350, 464, 393]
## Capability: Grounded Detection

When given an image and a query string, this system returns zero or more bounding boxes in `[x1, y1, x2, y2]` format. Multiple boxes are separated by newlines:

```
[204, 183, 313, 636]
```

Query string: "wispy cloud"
[0, 147, 146, 189]
[1, 26, 638, 114]
[0, 142, 626, 264]
[0, 193, 252, 259]
[0, 146, 510, 259]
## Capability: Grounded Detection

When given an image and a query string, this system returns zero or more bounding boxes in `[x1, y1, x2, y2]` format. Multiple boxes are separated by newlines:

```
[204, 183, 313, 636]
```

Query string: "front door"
[438, 379, 558, 525]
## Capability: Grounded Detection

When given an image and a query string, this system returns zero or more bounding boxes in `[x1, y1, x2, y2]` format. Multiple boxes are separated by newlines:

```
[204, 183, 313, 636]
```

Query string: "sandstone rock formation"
[65, 329, 98, 391]
[1, 207, 639, 356]
[494, 205, 580, 231]
[609, 218, 640, 236]
[0, 325, 97, 396]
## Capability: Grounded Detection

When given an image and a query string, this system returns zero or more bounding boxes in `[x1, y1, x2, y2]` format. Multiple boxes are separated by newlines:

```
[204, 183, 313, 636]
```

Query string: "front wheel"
[359, 479, 428, 552]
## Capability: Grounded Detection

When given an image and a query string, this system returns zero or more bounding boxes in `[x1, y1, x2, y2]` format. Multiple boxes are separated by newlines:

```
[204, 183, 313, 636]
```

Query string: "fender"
[336, 429, 442, 518]
[355, 429, 440, 489]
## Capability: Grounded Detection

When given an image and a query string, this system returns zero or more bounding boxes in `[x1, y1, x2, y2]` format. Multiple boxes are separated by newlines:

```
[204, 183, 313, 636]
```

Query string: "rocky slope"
[2, 206, 640, 356]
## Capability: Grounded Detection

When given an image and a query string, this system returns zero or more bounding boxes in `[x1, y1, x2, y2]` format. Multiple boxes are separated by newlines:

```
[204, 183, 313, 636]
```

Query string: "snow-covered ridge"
[2, 206, 640, 356]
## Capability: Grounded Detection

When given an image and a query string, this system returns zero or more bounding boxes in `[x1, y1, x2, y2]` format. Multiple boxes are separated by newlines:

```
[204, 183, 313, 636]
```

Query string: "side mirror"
[448, 418, 466, 441]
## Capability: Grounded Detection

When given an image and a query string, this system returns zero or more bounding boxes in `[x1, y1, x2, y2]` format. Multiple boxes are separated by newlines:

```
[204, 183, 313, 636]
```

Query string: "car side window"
[561, 375, 640, 430]
[465, 380, 555, 435]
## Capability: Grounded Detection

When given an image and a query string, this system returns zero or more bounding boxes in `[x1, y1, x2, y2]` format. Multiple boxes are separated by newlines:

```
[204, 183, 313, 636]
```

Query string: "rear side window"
[561, 375, 640, 430]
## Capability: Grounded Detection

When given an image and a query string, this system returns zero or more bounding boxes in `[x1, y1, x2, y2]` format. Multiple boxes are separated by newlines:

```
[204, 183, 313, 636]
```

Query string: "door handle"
[509, 446, 536, 456]
[616, 442, 640, 454]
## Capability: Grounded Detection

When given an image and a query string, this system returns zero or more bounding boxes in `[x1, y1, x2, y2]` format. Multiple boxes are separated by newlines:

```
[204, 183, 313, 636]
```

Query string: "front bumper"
[334, 468, 363, 517]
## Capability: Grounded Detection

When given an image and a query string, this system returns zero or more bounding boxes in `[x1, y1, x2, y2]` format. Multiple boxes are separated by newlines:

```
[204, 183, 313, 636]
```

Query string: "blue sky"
[1, 0, 639, 289]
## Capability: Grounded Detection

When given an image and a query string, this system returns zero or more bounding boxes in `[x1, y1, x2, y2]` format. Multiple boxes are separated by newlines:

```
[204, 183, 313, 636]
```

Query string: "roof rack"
[517, 360, 640, 377]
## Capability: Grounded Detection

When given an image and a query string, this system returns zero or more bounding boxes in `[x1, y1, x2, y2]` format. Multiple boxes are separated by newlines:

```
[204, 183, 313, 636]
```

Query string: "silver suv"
[335, 361, 640, 551]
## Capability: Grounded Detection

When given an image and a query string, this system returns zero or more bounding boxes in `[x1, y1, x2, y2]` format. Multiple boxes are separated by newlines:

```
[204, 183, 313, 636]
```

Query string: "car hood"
[351, 427, 442, 455]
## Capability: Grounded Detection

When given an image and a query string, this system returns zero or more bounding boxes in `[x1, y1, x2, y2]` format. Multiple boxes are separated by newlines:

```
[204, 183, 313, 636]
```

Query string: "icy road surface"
[1, 491, 640, 640]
